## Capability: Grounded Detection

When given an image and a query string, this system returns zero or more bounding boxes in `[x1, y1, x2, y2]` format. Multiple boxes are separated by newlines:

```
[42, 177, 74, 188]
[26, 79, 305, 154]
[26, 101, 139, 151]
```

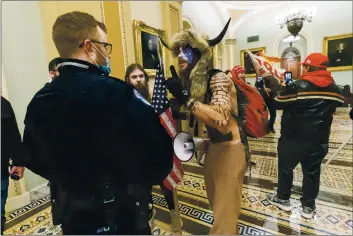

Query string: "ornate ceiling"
[182, 1, 287, 37]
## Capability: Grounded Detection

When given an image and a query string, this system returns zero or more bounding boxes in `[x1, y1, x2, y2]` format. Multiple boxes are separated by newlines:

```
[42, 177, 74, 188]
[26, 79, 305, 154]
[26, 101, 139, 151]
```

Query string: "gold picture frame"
[323, 33, 353, 72]
[133, 20, 167, 77]
[240, 47, 266, 77]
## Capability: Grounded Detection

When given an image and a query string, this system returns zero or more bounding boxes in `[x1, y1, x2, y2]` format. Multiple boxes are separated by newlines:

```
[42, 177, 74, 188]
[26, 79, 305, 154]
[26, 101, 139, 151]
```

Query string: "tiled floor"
[4, 108, 352, 235]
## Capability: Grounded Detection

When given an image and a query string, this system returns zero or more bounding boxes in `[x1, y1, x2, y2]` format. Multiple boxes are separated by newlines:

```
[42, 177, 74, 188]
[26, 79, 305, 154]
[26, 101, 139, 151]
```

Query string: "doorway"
[281, 47, 301, 80]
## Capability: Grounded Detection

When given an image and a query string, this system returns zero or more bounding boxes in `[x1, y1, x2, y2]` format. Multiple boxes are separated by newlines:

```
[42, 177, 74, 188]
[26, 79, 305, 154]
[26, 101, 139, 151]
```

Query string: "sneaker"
[301, 205, 316, 219]
[266, 193, 293, 211]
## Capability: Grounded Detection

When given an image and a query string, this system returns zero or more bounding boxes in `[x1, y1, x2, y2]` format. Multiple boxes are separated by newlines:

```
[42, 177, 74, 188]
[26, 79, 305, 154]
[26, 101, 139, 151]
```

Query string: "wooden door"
[281, 56, 301, 80]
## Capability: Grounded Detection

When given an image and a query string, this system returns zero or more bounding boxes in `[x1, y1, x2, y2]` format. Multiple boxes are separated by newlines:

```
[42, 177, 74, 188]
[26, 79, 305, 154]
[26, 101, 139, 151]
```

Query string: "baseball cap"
[300, 53, 329, 68]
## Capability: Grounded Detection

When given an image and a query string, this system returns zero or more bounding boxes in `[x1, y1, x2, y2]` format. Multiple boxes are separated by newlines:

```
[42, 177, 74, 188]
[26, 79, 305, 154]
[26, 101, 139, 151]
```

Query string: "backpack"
[231, 76, 270, 138]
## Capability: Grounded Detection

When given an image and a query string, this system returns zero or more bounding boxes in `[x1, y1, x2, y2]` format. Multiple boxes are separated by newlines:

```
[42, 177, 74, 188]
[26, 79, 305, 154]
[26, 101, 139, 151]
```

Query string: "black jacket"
[274, 79, 344, 144]
[1, 96, 24, 179]
[22, 59, 173, 194]
[264, 76, 281, 99]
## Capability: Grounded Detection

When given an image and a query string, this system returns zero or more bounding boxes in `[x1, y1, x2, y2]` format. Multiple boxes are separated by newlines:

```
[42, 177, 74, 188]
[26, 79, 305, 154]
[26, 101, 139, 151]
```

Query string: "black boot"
[1, 216, 6, 235]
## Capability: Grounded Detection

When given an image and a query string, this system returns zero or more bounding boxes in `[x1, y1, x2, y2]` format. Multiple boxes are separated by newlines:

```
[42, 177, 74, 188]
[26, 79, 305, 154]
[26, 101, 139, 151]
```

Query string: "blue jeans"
[1, 178, 9, 234]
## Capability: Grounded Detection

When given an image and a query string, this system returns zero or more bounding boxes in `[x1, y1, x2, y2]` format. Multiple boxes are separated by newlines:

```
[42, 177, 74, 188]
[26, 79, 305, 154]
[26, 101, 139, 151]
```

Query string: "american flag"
[151, 62, 184, 191]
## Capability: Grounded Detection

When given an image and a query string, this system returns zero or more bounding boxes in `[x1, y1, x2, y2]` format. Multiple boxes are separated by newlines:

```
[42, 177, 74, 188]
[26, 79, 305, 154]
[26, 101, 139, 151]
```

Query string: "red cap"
[300, 53, 329, 68]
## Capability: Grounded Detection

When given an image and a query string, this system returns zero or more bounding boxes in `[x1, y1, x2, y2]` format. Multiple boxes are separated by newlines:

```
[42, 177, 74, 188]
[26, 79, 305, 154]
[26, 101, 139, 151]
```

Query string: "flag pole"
[173, 80, 183, 235]
[172, 58, 182, 234]
[158, 56, 183, 234]
[321, 134, 352, 171]
[172, 187, 182, 235]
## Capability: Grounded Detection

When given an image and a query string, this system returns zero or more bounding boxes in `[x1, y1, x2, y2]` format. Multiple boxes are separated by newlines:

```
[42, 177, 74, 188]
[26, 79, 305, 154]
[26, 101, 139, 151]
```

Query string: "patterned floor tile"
[3, 108, 352, 235]
[172, 172, 353, 235]
[4, 205, 191, 235]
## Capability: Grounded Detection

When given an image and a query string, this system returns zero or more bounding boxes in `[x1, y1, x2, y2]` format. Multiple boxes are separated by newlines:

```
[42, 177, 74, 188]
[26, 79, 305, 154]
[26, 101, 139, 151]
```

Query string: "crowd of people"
[1, 10, 351, 235]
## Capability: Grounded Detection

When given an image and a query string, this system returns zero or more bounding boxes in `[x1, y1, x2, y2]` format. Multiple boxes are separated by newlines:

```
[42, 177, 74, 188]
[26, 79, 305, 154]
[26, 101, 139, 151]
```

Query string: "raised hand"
[164, 65, 189, 105]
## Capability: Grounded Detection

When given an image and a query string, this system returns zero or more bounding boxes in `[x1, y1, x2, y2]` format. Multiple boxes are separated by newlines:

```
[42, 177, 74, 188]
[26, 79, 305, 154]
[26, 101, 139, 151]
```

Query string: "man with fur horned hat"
[161, 19, 248, 234]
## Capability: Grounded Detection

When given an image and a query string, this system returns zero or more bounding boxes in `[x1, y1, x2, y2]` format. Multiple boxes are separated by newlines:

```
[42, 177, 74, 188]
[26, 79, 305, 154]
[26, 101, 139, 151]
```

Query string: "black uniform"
[274, 78, 344, 208]
[22, 59, 173, 234]
[1, 96, 25, 234]
[1, 97, 24, 180]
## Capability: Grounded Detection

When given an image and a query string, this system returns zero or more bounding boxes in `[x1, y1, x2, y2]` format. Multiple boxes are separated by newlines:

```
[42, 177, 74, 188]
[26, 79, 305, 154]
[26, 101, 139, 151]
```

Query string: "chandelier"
[275, 8, 316, 37]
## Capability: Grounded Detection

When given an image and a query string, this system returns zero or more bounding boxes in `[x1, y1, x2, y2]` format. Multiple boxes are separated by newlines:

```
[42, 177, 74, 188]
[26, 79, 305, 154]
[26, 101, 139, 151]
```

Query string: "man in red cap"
[267, 53, 344, 219]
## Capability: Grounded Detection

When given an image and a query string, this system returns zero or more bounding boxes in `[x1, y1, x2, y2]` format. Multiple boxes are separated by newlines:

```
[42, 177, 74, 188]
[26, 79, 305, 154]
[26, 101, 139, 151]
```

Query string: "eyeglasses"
[79, 40, 113, 55]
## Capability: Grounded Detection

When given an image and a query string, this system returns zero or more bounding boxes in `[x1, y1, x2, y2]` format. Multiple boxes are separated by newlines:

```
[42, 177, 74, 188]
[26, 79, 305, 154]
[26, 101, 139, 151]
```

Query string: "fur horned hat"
[160, 18, 231, 99]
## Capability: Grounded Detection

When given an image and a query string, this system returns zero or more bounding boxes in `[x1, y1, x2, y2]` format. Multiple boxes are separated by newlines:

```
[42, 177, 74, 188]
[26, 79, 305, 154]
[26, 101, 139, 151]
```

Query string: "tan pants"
[203, 141, 246, 235]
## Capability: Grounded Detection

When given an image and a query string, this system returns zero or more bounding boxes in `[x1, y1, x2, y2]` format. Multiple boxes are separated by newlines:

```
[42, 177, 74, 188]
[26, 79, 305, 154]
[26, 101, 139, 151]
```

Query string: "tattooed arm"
[186, 72, 232, 134]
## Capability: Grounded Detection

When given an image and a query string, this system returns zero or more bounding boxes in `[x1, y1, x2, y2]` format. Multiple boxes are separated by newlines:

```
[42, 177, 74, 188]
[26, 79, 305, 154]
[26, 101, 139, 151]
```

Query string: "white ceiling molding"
[182, 1, 321, 39]
[182, 1, 224, 38]
[217, 1, 281, 10]
[182, 1, 287, 39]
[209, 1, 229, 25]
[229, 1, 289, 35]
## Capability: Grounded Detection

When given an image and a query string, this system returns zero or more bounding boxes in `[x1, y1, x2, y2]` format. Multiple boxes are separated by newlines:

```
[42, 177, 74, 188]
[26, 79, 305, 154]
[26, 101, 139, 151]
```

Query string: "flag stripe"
[151, 60, 184, 191]
[160, 110, 177, 137]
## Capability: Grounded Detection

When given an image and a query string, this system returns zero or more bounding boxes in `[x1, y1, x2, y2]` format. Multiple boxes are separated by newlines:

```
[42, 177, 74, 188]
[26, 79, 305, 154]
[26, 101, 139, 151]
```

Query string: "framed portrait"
[133, 20, 167, 77]
[240, 47, 266, 77]
[323, 33, 353, 72]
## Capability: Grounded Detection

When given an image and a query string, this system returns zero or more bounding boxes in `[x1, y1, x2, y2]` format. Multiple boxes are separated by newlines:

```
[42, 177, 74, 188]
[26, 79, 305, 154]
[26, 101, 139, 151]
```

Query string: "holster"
[53, 178, 120, 234]
[127, 184, 152, 234]
[96, 179, 119, 234]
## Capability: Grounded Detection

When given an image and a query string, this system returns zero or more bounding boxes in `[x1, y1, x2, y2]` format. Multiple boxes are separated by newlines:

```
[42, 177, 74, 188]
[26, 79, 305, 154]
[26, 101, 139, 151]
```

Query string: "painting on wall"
[240, 47, 266, 77]
[133, 20, 167, 76]
[323, 33, 353, 72]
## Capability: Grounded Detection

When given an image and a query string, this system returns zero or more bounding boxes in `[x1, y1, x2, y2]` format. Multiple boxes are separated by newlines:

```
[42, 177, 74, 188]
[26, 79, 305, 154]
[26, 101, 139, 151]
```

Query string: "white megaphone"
[173, 132, 210, 162]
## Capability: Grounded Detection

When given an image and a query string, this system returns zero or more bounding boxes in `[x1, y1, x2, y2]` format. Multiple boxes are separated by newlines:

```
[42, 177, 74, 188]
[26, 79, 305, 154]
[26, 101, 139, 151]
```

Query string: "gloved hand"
[165, 65, 189, 105]
[170, 98, 189, 120]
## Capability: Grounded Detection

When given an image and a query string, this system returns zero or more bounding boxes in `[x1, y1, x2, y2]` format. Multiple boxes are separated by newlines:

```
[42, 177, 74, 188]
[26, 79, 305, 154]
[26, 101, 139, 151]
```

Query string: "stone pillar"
[224, 38, 236, 69]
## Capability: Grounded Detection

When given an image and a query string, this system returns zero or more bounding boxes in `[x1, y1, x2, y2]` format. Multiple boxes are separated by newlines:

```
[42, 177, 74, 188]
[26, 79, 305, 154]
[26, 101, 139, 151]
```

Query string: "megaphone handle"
[189, 114, 195, 128]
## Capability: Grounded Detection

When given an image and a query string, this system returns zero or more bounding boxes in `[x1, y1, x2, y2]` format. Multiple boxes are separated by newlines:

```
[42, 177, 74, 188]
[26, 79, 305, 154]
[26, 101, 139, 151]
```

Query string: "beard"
[179, 64, 193, 80]
[135, 83, 151, 102]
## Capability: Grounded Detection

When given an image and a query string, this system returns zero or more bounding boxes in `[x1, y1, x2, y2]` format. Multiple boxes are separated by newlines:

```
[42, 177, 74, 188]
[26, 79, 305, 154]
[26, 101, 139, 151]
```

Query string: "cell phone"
[258, 76, 263, 82]
[284, 72, 293, 85]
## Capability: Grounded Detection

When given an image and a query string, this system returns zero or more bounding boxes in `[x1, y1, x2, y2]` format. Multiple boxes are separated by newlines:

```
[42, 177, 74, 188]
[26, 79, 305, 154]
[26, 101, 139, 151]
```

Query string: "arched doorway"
[281, 46, 301, 80]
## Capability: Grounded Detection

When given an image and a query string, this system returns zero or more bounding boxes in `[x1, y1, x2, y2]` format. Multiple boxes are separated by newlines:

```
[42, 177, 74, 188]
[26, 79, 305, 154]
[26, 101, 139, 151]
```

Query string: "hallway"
[3, 108, 352, 235]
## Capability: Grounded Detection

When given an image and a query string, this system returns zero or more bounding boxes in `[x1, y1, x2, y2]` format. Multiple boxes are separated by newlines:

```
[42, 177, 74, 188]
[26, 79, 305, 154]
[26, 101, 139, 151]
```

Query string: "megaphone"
[173, 132, 210, 162]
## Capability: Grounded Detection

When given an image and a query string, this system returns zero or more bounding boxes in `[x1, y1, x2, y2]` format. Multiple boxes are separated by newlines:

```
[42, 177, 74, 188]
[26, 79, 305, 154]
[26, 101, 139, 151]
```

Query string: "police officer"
[22, 11, 173, 234]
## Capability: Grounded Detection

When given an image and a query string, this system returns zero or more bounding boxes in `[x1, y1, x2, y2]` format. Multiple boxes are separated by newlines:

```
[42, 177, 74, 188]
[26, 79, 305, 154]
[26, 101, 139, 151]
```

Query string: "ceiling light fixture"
[275, 7, 316, 37]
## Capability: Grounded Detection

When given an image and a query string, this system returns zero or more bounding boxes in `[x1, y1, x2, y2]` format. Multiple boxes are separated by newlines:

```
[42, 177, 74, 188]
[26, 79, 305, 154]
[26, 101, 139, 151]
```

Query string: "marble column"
[224, 38, 237, 69]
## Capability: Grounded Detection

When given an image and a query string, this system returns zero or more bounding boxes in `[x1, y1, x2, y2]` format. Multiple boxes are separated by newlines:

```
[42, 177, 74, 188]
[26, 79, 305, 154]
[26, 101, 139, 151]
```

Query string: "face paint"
[183, 45, 194, 64]
[178, 44, 194, 65]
